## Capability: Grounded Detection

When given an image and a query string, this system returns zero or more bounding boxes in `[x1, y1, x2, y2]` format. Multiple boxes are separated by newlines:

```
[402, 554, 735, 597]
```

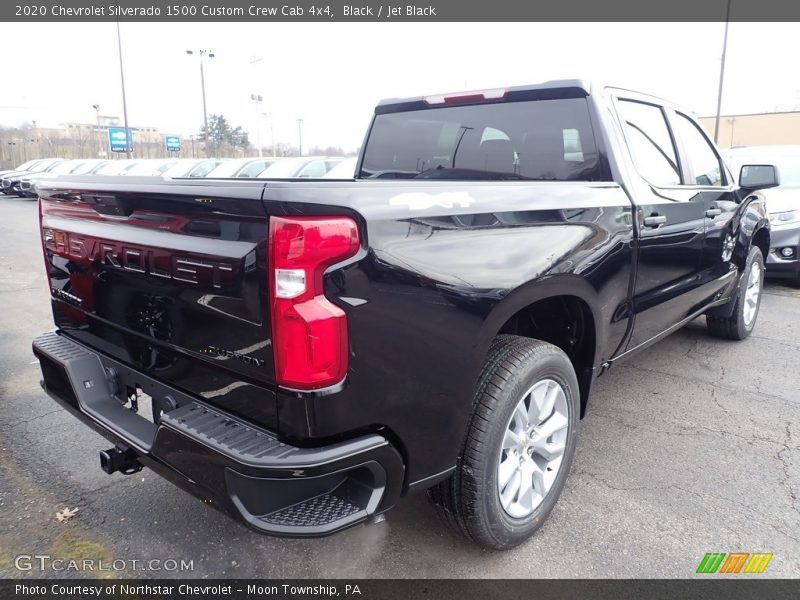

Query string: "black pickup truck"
[33, 80, 777, 549]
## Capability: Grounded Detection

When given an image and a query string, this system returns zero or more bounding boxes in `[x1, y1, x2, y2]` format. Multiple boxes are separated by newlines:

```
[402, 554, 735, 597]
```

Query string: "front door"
[669, 110, 740, 303]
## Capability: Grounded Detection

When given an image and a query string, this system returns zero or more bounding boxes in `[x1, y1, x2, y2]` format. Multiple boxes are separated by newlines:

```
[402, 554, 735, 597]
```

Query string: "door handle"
[705, 208, 722, 218]
[643, 215, 667, 228]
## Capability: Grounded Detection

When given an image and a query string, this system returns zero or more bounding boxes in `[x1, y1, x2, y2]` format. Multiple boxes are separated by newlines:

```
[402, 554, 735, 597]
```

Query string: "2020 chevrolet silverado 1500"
[33, 80, 777, 549]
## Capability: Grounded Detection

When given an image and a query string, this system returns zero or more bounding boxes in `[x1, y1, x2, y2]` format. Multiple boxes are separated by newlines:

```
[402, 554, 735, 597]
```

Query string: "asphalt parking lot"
[0, 193, 798, 579]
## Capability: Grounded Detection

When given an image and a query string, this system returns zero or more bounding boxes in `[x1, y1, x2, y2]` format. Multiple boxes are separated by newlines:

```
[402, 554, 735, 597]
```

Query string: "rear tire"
[707, 245, 764, 340]
[428, 335, 579, 550]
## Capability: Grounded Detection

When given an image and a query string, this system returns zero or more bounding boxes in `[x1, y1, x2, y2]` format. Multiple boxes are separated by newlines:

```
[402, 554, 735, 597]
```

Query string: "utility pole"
[251, 94, 263, 157]
[264, 112, 276, 157]
[32, 120, 38, 159]
[200, 56, 209, 156]
[116, 22, 132, 158]
[186, 49, 215, 157]
[713, 0, 731, 145]
[92, 104, 101, 157]
[297, 118, 304, 156]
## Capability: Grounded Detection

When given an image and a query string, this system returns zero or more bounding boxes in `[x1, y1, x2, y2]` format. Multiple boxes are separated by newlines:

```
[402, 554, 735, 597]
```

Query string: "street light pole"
[263, 112, 276, 157]
[116, 22, 132, 159]
[186, 49, 215, 157]
[713, 0, 731, 145]
[32, 120, 39, 160]
[251, 94, 263, 157]
[297, 118, 304, 156]
[200, 57, 210, 156]
[92, 104, 101, 157]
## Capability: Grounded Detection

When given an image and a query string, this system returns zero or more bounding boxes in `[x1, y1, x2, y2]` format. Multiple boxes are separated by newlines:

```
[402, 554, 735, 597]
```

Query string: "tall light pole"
[297, 118, 304, 156]
[713, 0, 731, 145]
[263, 112, 276, 157]
[251, 94, 263, 157]
[32, 120, 39, 160]
[92, 104, 102, 157]
[186, 49, 215, 157]
[116, 22, 132, 159]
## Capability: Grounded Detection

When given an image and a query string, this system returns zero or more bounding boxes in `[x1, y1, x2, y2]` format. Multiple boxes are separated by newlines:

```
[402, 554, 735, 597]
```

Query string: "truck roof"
[375, 79, 593, 114]
[374, 79, 678, 115]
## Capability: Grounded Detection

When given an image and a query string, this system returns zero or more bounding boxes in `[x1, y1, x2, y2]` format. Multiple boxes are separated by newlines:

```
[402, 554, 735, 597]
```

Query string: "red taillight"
[268, 216, 360, 390]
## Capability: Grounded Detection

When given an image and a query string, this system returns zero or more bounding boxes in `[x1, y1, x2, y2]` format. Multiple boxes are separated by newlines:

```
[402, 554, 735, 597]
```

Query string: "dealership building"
[699, 111, 800, 149]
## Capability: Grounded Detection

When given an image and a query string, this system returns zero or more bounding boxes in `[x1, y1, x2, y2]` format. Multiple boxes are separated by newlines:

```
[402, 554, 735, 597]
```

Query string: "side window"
[617, 99, 681, 186]
[673, 113, 724, 186]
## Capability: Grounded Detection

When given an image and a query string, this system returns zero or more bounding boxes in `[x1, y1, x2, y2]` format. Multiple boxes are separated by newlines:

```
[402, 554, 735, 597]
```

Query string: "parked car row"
[0, 155, 358, 199]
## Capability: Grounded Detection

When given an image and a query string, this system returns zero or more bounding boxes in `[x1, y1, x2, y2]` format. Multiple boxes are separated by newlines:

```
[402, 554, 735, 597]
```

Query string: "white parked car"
[205, 157, 279, 178]
[257, 156, 344, 179]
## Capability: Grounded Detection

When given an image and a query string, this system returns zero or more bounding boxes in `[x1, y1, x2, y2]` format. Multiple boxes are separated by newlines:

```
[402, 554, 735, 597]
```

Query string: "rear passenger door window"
[616, 99, 681, 186]
[672, 112, 725, 186]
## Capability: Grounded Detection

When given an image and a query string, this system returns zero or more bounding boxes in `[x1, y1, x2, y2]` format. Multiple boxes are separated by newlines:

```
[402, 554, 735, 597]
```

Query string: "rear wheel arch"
[476, 276, 604, 416]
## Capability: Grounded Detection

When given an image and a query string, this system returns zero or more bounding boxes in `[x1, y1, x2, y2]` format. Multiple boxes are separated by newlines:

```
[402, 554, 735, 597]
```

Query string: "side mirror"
[739, 164, 780, 191]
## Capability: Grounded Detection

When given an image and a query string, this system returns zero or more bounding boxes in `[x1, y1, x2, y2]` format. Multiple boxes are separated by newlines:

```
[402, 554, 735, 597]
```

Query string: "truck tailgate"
[37, 178, 278, 428]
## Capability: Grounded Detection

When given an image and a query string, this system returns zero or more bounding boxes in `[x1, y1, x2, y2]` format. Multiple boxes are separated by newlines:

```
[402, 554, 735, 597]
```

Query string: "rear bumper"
[32, 330, 404, 537]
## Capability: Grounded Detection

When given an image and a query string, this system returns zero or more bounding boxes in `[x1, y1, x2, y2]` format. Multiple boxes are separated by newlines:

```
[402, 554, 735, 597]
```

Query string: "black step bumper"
[32, 331, 405, 537]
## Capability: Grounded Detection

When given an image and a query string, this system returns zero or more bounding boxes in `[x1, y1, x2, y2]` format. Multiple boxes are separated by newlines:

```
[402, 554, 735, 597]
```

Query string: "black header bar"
[3, 0, 800, 22]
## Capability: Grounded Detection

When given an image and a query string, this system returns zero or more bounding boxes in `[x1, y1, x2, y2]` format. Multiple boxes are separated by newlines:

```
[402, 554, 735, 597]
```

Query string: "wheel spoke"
[513, 397, 529, 430]
[498, 455, 517, 488]
[532, 438, 566, 461]
[500, 468, 521, 509]
[532, 462, 547, 498]
[529, 381, 555, 424]
[503, 429, 522, 450]
[535, 411, 568, 440]
[749, 264, 761, 286]
[517, 461, 535, 509]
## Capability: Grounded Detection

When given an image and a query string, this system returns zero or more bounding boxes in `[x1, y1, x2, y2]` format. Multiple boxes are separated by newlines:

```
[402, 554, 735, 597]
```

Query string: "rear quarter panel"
[263, 180, 635, 485]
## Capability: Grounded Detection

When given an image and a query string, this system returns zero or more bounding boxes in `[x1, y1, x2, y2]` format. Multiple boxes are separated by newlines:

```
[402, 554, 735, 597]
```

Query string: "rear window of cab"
[360, 97, 605, 181]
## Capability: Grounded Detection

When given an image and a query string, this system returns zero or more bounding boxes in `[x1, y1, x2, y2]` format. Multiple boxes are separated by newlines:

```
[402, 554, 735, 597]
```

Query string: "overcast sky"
[2, 22, 799, 151]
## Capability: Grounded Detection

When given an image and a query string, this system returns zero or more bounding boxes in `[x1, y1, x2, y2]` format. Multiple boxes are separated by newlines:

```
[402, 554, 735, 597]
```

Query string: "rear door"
[613, 96, 708, 350]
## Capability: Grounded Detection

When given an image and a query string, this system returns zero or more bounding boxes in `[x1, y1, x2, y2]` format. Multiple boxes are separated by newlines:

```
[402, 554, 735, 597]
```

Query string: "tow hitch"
[99, 447, 143, 475]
